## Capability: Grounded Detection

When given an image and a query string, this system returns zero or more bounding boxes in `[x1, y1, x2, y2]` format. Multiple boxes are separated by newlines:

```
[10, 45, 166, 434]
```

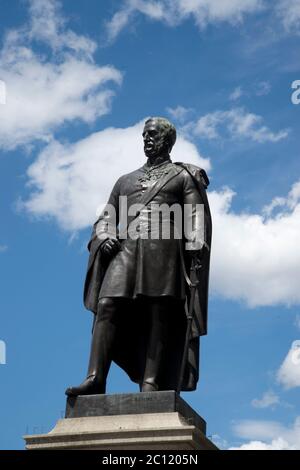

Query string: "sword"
[176, 256, 201, 394]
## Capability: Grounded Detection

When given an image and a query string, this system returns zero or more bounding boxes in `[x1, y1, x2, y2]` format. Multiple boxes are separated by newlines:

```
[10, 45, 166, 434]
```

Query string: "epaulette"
[174, 162, 210, 189]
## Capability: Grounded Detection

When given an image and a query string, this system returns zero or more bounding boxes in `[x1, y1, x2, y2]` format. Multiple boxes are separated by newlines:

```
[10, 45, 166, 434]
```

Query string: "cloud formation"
[276, 0, 300, 33]
[166, 105, 194, 123]
[251, 390, 280, 409]
[106, 0, 264, 42]
[231, 417, 300, 450]
[210, 182, 300, 307]
[105, 1, 300, 45]
[187, 107, 289, 143]
[277, 340, 300, 389]
[229, 82, 271, 102]
[229, 87, 244, 102]
[0, 0, 122, 150]
[28, 0, 97, 54]
[295, 315, 300, 330]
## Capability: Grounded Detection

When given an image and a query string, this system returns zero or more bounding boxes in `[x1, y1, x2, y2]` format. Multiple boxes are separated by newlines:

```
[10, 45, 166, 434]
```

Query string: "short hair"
[145, 117, 177, 152]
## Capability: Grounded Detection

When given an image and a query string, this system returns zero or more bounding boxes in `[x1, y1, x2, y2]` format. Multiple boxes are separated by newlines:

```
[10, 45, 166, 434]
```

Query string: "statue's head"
[143, 117, 176, 159]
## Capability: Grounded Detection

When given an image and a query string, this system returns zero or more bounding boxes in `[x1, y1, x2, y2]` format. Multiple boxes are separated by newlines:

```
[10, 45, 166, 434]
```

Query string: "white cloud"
[166, 105, 193, 123]
[106, 1, 300, 42]
[251, 390, 280, 409]
[230, 437, 294, 450]
[105, 0, 166, 43]
[277, 341, 300, 389]
[231, 417, 300, 450]
[276, 0, 300, 33]
[189, 107, 289, 143]
[105, 9, 133, 44]
[0, 0, 122, 150]
[0, 80, 6, 105]
[210, 434, 228, 449]
[106, 0, 264, 42]
[210, 182, 300, 307]
[255, 81, 271, 96]
[189, 112, 221, 139]
[229, 86, 244, 101]
[295, 315, 300, 330]
[21, 120, 211, 231]
[28, 0, 96, 55]
[229, 82, 271, 102]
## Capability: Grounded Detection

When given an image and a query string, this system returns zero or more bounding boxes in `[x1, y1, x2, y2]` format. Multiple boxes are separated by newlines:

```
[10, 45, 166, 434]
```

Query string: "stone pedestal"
[24, 391, 218, 450]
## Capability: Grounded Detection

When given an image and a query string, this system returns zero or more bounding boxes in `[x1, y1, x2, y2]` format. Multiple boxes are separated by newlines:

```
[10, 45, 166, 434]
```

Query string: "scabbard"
[176, 259, 199, 394]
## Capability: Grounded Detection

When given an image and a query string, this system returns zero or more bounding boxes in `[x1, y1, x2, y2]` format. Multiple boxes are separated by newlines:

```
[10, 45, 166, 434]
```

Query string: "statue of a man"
[66, 117, 212, 396]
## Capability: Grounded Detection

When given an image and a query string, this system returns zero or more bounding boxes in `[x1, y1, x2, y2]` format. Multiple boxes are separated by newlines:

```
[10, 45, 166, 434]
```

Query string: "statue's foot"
[65, 375, 105, 396]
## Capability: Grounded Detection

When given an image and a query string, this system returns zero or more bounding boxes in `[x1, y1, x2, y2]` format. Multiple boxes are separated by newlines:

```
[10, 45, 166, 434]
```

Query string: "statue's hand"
[101, 238, 122, 258]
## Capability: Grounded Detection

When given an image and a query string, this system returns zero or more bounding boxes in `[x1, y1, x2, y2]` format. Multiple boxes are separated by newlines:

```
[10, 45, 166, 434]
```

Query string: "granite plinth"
[65, 391, 206, 434]
[24, 392, 218, 450]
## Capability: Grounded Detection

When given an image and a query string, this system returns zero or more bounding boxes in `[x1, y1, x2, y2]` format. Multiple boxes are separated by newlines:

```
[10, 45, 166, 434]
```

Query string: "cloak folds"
[83, 162, 212, 391]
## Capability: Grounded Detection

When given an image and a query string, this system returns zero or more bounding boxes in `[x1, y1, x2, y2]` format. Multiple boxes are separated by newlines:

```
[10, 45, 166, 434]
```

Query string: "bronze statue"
[66, 117, 212, 396]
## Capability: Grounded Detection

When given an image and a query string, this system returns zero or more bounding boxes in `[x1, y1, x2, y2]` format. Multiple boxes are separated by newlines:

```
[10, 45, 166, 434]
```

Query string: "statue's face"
[142, 120, 167, 158]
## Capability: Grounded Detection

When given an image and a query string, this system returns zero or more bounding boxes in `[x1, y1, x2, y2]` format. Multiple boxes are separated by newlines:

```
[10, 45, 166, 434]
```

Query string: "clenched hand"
[100, 238, 122, 258]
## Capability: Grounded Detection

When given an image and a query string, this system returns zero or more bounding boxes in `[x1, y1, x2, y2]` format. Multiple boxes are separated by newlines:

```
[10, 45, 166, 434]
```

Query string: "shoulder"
[113, 167, 141, 186]
[173, 162, 210, 189]
[119, 166, 144, 181]
[112, 167, 144, 193]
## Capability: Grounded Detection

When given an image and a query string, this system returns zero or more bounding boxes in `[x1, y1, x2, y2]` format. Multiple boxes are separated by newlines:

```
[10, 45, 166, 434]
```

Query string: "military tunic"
[96, 159, 204, 300]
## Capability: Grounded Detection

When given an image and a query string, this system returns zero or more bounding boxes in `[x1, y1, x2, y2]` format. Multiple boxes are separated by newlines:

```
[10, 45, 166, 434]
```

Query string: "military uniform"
[83, 158, 212, 391]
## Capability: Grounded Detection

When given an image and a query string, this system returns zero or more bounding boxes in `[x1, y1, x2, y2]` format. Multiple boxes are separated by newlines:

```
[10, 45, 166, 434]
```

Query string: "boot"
[141, 380, 159, 392]
[65, 298, 117, 396]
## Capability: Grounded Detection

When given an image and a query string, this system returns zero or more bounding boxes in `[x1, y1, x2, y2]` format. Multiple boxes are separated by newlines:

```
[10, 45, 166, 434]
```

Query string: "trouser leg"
[141, 298, 169, 392]
[65, 297, 119, 396]
[86, 297, 118, 385]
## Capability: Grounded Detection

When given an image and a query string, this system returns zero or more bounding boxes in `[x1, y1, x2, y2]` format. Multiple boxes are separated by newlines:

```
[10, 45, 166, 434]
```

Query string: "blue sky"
[1, 0, 300, 450]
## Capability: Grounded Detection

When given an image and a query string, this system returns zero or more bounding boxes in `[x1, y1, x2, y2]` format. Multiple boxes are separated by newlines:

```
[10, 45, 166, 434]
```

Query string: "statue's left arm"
[181, 166, 211, 258]
[177, 163, 212, 337]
